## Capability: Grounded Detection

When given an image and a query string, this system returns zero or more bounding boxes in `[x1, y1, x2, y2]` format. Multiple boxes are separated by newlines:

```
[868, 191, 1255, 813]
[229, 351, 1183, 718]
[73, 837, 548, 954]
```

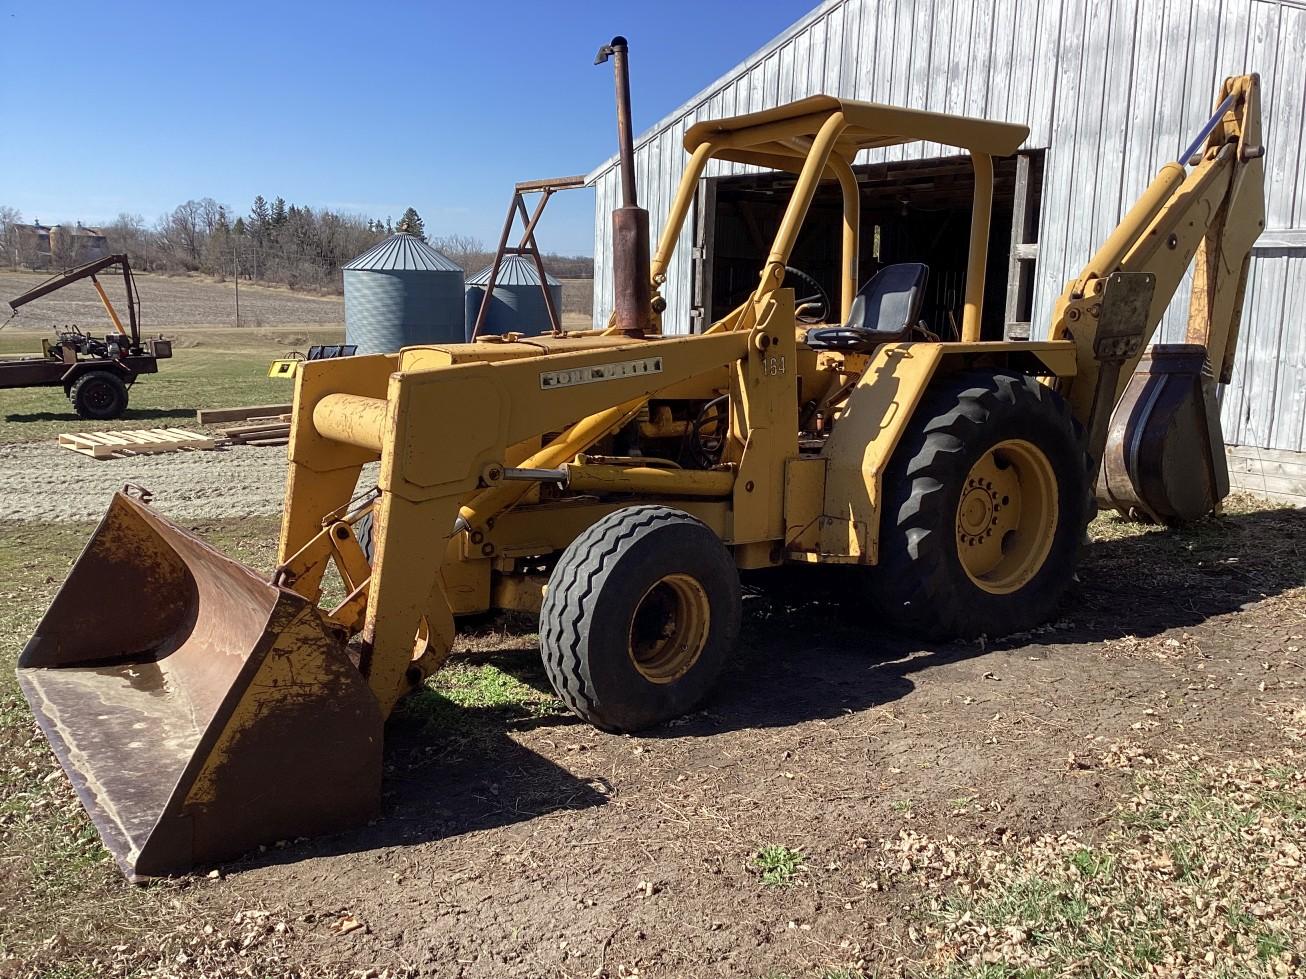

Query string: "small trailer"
[2, 254, 172, 420]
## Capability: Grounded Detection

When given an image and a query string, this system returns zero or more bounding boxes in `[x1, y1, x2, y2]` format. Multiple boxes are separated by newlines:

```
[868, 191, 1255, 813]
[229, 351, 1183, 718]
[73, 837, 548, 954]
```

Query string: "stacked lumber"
[218, 413, 292, 447]
[59, 428, 216, 459]
[195, 403, 291, 425]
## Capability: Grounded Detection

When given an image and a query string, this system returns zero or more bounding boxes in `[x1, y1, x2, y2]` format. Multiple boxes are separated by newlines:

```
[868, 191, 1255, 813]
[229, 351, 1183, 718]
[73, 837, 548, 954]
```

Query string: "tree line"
[0, 200, 593, 292]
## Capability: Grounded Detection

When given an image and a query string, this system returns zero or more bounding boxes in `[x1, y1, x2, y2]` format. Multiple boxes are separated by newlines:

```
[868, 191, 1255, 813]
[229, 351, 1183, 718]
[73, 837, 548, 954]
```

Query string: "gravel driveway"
[0, 441, 293, 521]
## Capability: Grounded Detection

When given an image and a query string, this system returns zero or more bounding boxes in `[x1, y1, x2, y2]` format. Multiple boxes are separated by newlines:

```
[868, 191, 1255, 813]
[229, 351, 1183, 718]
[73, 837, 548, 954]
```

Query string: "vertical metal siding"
[589, 0, 1306, 452]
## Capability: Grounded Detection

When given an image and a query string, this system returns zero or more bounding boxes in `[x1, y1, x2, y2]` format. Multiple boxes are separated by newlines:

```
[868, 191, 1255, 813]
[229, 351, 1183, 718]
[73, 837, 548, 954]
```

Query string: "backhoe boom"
[1054, 74, 1265, 426]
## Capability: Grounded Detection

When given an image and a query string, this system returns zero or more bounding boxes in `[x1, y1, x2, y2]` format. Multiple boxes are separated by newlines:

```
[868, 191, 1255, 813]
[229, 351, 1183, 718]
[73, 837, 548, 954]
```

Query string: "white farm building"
[587, 0, 1306, 500]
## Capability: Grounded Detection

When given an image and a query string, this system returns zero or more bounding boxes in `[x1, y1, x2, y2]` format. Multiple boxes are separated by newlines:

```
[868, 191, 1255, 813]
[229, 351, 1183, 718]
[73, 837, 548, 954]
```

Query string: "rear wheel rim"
[86, 381, 116, 410]
[955, 438, 1059, 595]
[627, 573, 711, 684]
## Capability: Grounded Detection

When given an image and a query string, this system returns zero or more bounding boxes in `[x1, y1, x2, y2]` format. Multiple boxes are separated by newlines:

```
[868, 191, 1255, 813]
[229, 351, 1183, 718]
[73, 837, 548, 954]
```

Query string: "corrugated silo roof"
[467, 253, 560, 287]
[343, 232, 462, 272]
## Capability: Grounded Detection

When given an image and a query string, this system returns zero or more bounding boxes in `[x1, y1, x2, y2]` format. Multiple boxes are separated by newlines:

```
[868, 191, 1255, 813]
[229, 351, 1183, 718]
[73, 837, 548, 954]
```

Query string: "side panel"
[818, 343, 944, 564]
[815, 339, 1076, 564]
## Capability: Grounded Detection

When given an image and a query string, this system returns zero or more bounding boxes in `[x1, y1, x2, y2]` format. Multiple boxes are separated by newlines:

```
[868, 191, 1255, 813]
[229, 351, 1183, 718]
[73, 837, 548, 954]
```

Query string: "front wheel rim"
[627, 573, 711, 684]
[955, 438, 1059, 595]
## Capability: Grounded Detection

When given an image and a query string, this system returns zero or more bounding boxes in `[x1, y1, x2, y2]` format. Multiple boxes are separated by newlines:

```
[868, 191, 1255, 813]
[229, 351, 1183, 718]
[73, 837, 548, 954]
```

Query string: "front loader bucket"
[17, 492, 382, 880]
[1098, 344, 1231, 523]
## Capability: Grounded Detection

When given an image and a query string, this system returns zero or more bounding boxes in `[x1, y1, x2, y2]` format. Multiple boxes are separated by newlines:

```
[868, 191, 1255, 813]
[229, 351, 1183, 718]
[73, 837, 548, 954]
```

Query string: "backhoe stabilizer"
[17, 492, 383, 880]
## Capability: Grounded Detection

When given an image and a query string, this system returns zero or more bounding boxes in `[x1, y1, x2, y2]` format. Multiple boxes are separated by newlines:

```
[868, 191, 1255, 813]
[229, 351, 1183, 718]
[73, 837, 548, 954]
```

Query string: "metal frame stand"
[470, 175, 587, 340]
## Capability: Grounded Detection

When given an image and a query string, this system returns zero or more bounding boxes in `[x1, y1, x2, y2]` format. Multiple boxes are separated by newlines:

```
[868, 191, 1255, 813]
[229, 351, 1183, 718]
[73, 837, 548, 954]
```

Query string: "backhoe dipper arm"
[1053, 74, 1265, 429]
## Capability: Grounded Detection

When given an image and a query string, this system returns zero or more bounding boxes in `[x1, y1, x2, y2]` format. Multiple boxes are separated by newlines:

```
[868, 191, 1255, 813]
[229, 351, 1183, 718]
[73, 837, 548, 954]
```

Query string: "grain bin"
[344, 233, 464, 354]
[464, 254, 563, 339]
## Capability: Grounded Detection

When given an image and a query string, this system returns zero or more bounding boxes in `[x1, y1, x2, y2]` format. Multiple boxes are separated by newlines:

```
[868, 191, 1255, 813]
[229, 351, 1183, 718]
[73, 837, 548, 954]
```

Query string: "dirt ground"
[207, 505, 1306, 979]
[2, 492, 1303, 978]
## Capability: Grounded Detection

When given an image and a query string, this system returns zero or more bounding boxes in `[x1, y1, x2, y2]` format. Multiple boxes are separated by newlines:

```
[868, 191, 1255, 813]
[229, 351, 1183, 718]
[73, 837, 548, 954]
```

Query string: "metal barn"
[587, 0, 1306, 500]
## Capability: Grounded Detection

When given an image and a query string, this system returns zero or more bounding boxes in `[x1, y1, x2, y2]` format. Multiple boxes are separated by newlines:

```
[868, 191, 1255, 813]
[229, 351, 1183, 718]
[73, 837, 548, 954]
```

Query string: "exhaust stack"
[596, 36, 651, 337]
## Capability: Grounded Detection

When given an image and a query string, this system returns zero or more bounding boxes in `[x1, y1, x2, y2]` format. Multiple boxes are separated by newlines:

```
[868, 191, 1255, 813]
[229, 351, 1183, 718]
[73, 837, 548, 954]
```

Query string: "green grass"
[0, 329, 342, 445]
[1068, 846, 1113, 880]
[393, 650, 566, 754]
[437, 658, 551, 711]
[894, 754, 1306, 979]
[752, 844, 806, 886]
[0, 518, 276, 972]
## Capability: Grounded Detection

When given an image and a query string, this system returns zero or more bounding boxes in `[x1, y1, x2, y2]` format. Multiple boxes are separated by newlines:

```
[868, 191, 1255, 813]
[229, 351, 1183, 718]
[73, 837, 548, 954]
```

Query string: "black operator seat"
[805, 262, 929, 352]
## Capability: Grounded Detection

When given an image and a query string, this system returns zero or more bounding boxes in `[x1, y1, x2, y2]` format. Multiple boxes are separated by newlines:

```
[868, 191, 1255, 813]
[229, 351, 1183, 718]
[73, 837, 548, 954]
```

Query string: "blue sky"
[0, 1, 811, 256]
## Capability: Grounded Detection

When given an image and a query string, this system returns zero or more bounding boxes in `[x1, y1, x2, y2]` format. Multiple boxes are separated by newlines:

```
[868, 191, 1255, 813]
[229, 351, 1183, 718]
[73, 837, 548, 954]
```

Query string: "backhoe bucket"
[1097, 344, 1231, 523]
[17, 492, 382, 880]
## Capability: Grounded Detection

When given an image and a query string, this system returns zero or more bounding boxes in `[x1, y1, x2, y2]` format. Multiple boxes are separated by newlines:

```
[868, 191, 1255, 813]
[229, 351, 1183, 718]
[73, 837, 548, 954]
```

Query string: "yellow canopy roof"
[683, 95, 1029, 167]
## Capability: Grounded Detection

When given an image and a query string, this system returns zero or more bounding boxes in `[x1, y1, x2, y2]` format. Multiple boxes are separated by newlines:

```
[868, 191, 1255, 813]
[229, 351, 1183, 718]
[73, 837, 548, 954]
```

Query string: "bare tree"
[430, 232, 490, 272]
[103, 212, 152, 266]
[158, 200, 206, 268]
[0, 205, 21, 268]
[0, 194, 596, 294]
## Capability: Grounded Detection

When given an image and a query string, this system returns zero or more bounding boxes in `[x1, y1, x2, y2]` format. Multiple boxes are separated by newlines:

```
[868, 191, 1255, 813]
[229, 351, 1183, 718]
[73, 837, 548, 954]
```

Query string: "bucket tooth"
[17, 492, 382, 880]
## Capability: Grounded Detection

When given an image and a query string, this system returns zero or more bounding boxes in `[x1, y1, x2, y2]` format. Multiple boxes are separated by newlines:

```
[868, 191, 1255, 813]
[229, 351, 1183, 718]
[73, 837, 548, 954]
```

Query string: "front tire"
[540, 505, 741, 732]
[872, 370, 1090, 639]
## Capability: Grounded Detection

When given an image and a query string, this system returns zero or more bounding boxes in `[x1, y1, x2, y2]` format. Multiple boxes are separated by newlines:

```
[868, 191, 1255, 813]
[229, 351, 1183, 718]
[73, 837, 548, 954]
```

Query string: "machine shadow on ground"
[228, 685, 608, 874]
[228, 504, 1306, 871]
[4, 406, 197, 425]
[487, 504, 1306, 743]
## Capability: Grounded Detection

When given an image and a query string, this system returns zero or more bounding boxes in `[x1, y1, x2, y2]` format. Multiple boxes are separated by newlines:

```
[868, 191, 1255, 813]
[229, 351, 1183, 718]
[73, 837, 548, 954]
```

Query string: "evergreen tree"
[249, 195, 270, 232]
[233, 216, 246, 237]
[271, 196, 287, 227]
[397, 207, 426, 240]
[247, 197, 270, 279]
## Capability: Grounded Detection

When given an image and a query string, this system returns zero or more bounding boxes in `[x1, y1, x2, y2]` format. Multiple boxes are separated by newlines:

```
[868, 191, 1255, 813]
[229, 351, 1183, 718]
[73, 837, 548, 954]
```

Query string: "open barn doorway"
[692, 152, 1043, 341]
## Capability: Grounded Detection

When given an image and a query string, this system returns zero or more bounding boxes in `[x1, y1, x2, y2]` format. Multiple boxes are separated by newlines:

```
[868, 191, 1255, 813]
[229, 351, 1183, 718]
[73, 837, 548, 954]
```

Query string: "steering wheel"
[783, 266, 831, 324]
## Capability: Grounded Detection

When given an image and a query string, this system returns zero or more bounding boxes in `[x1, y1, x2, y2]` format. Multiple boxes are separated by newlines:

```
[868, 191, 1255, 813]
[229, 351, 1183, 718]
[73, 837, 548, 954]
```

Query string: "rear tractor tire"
[540, 505, 741, 732]
[872, 370, 1090, 639]
[69, 370, 129, 421]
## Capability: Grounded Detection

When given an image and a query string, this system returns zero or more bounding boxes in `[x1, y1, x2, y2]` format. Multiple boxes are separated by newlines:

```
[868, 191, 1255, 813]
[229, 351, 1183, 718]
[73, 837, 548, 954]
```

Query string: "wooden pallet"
[58, 427, 217, 459]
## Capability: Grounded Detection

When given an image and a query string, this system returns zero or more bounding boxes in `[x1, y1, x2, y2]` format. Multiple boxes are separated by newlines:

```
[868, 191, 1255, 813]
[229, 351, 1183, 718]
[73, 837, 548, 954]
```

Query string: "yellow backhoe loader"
[18, 38, 1264, 879]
